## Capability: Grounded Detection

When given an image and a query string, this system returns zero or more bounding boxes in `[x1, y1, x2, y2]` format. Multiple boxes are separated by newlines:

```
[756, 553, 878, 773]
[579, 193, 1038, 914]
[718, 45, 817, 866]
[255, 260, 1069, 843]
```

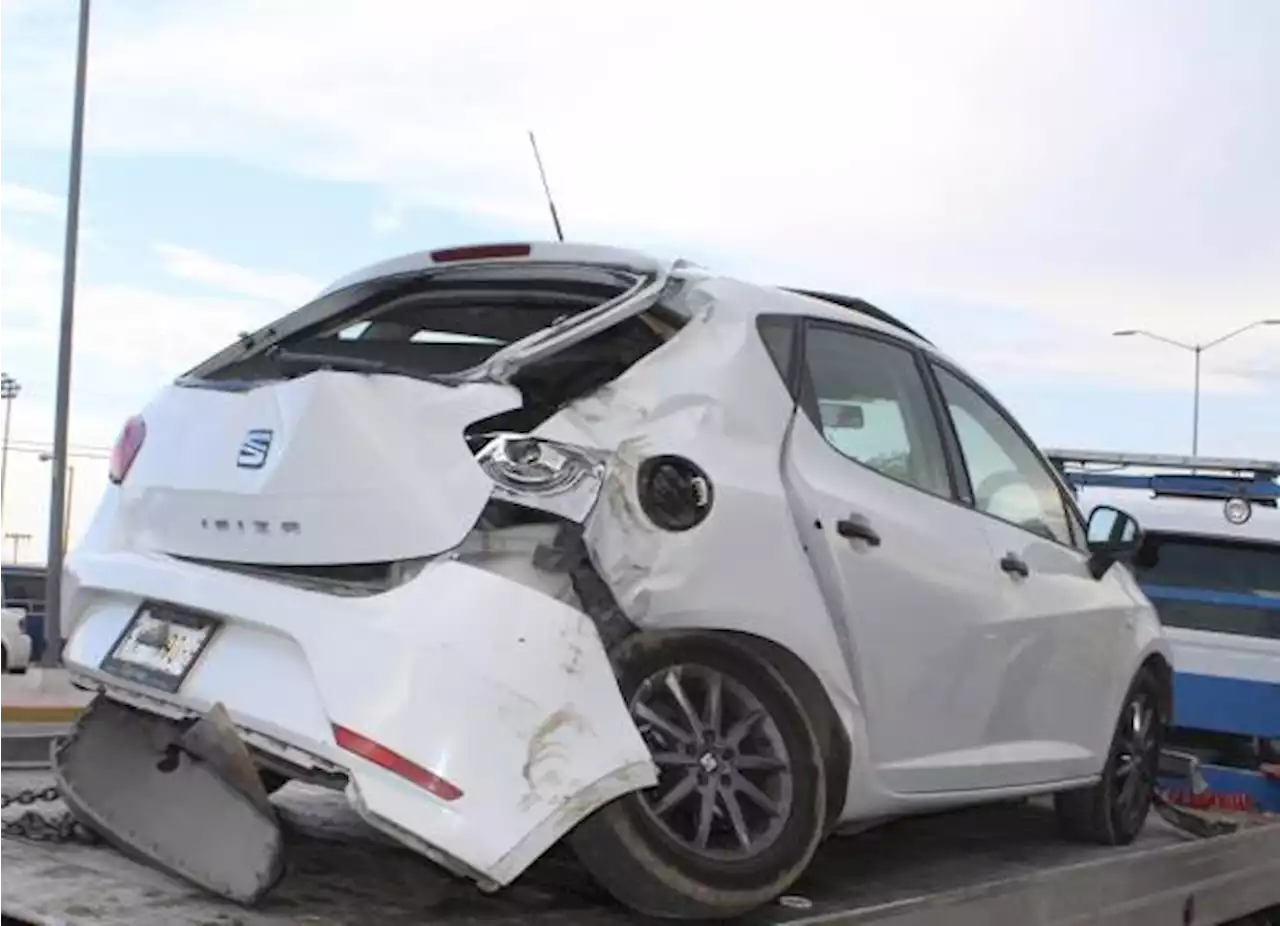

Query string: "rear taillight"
[108, 415, 147, 485]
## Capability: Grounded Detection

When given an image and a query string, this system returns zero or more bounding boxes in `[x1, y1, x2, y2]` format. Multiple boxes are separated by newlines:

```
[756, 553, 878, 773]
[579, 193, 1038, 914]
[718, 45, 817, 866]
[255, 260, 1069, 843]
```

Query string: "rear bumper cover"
[61, 548, 656, 887]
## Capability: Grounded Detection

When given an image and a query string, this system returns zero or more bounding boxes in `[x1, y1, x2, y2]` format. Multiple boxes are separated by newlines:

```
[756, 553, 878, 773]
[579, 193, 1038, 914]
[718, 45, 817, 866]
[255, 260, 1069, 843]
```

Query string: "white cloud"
[154, 244, 320, 307]
[4, 0, 1277, 349]
[1, 183, 62, 217]
[0, 232, 308, 554]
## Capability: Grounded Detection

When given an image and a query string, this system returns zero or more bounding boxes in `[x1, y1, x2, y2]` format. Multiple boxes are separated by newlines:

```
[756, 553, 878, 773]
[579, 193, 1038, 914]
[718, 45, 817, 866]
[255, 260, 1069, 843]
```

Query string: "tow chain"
[1, 785, 103, 846]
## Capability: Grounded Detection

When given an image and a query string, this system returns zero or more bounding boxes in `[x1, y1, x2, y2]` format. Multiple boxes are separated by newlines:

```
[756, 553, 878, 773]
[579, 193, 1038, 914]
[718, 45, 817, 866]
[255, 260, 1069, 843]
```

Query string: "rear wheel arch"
[574, 628, 829, 918]
[609, 626, 852, 832]
[697, 629, 852, 830]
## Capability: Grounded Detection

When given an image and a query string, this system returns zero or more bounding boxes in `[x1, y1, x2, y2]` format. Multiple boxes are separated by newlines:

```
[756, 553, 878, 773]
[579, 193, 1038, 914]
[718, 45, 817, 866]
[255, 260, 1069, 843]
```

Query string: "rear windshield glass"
[200, 267, 638, 383]
[1131, 532, 1280, 639]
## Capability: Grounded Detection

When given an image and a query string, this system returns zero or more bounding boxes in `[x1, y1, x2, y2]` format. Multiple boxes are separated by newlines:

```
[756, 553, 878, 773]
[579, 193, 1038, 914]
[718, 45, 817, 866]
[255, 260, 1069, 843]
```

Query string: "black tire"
[725, 633, 850, 833]
[1054, 667, 1165, 845]
[570, 631, 827, 920]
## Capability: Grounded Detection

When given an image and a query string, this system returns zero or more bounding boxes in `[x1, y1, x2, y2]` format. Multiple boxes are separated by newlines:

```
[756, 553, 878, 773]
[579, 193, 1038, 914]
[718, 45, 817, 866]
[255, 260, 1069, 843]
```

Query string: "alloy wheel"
[1112, 691, 1159, 831]
[629, 663, 795, 860]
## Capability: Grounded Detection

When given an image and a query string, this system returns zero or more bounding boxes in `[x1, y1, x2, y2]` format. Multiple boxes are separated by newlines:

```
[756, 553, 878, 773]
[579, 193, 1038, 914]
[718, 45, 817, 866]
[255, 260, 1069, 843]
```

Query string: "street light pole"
[1191, 345, 1201, 457]
[42, 0, 92, 667]
[1113, 319, 1280, 456]
[0, 373, 20, 523]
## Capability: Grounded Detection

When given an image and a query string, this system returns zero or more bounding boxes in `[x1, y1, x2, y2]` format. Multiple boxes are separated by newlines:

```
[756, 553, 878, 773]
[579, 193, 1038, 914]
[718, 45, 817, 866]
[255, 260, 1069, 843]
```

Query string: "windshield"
[188, 264, 646, 386]
[1132, 532, 1280, 640]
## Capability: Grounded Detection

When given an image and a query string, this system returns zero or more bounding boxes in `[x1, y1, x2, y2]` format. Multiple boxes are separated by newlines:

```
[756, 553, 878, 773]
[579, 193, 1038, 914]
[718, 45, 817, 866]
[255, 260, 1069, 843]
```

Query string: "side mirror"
[1085, 505, 1143, 579]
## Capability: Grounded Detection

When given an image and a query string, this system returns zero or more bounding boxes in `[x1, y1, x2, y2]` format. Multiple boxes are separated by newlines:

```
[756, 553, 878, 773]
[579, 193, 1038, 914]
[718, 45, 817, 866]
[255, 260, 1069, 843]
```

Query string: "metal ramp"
[4, 771, 1279, 926]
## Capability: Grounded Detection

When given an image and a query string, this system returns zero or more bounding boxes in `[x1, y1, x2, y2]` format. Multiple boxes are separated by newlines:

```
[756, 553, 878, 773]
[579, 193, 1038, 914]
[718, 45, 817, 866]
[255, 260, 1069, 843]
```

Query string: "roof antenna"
[528, 130, 565, 242]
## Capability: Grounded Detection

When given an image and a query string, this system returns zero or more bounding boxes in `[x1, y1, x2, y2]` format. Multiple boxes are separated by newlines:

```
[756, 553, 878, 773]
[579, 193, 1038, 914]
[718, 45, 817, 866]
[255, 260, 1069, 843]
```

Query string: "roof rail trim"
[781, 288, 933, 345]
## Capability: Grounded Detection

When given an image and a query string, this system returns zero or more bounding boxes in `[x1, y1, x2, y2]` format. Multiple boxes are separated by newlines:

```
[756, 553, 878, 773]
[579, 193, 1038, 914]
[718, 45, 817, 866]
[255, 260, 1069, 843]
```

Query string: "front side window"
[801, 325, 951, 498]
[933, 366, 1074, 545]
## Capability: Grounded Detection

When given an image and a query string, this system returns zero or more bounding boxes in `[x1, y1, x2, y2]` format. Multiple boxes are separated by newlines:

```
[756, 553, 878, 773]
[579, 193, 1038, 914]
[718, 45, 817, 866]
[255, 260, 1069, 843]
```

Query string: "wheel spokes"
[730, 769, 781, 816]
[734, 753, 788, 772]
[704, 671, 724, 736]
[651, 770, 699, 816]
[631, 662, 793, 858]
[721, 786, 752, 849]
[694, 782, 718, 849]
[651, 751, 700, 768]
[665, 670, 704, 737]
[634, 702, 694, 746]
[724, 707, 765, 749]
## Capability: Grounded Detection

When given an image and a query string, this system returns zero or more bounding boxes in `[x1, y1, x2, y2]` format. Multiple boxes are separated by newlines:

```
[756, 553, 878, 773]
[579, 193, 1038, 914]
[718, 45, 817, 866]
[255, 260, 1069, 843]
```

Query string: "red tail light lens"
[332, 724, 463, 801]
[108, 415, 147, 485]
[430, 243, 530, 263]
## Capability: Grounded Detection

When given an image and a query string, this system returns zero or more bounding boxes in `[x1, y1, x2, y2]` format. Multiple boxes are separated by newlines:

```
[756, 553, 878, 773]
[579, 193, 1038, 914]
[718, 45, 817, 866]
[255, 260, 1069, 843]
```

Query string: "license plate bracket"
[101, 603, 220, 693]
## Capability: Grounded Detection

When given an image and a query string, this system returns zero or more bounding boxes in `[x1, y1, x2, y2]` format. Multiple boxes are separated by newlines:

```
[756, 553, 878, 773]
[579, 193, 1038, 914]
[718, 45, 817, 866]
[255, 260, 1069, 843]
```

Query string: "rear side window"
[799, 323, 952, 498]
[756, 315, 798, 391]
[1132, 533, 1280, 639]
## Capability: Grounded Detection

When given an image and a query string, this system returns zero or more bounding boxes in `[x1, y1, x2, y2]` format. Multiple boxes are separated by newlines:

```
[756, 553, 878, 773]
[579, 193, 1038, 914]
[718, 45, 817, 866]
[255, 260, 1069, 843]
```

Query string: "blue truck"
[1049, 448, 1280, 814]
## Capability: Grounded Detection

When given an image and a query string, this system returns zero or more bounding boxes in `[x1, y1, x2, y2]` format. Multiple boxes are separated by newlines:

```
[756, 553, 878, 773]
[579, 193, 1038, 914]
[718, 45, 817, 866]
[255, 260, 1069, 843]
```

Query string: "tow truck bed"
[4, 771, 1278, 926]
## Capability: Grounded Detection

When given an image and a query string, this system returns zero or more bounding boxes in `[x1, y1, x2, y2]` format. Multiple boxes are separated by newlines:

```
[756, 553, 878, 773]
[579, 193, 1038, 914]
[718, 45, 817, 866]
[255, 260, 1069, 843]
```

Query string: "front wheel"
[570, 631, 827, 920]
[1054, 667, 1164, 845]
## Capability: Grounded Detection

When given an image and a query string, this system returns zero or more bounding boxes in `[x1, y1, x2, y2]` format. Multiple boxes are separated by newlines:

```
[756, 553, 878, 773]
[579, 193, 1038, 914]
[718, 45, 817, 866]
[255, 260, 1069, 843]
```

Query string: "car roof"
[317, 241, 935, 348]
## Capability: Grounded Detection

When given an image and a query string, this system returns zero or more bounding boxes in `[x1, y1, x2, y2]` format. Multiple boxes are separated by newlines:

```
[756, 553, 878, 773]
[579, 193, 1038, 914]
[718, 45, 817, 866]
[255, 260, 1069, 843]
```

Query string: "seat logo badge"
[237, 429, 274, 469]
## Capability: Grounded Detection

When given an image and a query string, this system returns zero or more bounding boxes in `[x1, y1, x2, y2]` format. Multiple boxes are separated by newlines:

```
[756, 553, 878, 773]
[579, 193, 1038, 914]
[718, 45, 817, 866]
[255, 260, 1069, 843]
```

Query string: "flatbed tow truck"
[5, 452, 1280, 926]
[4, 756, 1279, 926]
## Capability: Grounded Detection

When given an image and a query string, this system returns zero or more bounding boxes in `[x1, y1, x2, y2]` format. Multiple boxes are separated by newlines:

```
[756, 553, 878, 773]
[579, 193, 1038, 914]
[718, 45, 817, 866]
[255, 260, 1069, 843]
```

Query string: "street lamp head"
[1262, 318, 1280, 326]
[1112, 330, 1138, 337]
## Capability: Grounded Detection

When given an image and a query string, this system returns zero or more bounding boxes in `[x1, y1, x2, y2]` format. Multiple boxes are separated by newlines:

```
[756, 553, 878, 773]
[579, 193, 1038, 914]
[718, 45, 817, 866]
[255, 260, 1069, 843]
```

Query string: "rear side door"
[780, 320, 1036, 793]
[928, 362, 1136, 774]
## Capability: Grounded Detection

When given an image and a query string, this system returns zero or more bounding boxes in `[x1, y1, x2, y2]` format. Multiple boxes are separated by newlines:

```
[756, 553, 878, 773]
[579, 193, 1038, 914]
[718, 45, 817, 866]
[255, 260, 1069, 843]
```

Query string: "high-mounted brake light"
[108, 415, 147, 485]
[332, 724, 463, 802]
[430, 243, 531, 263]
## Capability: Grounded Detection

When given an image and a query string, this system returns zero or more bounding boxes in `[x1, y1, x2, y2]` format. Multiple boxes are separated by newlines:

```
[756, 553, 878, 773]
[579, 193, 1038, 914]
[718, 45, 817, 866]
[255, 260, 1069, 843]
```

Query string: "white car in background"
[57, 242, 1171, 919]
[2, 606, 32, 674]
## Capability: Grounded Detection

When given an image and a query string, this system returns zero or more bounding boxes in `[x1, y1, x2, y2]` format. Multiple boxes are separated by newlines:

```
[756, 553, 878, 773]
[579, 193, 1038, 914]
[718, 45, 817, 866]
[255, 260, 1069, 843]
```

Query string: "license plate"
[101, 603, 220, 693]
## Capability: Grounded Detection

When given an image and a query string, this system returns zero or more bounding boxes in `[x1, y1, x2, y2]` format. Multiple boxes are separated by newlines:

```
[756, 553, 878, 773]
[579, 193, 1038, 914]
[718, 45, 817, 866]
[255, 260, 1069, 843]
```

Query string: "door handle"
[999, 553, 1029, 578]
[836, 515, 881, 546]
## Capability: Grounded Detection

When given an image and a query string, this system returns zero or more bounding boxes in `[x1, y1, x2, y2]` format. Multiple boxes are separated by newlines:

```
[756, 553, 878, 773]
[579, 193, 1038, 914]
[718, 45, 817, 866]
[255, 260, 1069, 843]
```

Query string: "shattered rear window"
[200, 267, 638, 383]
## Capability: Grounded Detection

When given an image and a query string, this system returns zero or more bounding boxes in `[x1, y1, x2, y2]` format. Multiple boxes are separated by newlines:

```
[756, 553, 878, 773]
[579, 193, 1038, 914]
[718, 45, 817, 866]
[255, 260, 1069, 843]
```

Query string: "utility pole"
[5, 532, 32, 564]
[0, 373, 20, 524]
[43, 0, 92, 667]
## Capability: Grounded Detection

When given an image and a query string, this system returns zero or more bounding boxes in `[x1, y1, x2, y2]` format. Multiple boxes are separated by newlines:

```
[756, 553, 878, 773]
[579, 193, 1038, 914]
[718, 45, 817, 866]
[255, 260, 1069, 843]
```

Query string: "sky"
[1, 0, 1277, 561]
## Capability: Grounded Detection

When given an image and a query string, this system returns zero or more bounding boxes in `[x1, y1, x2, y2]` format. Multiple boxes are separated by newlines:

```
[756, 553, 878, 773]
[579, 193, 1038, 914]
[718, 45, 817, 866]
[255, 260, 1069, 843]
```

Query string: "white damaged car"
[58, 242, 1172, 919]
